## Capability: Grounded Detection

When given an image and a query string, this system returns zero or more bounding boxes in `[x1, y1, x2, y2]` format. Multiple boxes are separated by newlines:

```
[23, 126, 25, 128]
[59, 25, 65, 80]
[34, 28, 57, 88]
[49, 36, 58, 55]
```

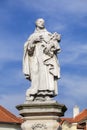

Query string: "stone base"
[16, 100, 67, 130]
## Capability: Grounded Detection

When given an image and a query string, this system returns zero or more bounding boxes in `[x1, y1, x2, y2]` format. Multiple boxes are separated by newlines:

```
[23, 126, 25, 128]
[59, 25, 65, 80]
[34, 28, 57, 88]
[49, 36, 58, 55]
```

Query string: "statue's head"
[35, 18, 45, 29]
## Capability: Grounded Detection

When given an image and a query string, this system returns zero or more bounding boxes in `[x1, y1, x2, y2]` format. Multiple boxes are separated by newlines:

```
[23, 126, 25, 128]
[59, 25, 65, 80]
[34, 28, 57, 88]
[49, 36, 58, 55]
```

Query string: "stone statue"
[23, 18, 61, 101]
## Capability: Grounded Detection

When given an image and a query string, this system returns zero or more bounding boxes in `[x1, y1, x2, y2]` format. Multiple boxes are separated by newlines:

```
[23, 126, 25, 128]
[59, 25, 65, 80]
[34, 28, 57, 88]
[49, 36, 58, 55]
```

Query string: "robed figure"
[23, 18, 61, 101]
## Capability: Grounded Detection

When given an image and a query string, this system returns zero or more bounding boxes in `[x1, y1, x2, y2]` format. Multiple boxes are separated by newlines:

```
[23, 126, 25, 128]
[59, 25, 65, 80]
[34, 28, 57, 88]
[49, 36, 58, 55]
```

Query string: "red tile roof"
[0, 105, 22, 124]
[61, 109, 87, 124]
[73, 109, 87, 123]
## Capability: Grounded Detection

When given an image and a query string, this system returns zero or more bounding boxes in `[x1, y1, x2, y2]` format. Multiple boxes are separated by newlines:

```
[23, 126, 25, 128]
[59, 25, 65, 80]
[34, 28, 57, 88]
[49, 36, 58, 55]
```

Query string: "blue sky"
[0, 0, 87, 117]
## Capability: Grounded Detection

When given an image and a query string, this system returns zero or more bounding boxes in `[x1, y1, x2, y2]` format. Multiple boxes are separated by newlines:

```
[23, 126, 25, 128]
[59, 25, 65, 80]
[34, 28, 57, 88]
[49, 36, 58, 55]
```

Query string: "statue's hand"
[53, 32, 61, 42]
[28, 44, 35, 56]
[33, 35, 44, 43]
[33, 37, 41, 43]
[34, 38, 40, 42]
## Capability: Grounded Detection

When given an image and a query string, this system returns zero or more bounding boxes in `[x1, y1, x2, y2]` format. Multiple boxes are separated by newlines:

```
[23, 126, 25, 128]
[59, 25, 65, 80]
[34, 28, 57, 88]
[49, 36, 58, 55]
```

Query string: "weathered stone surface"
[16, 101, 67, 130]
[23, 18, 61, 101]
[16, 101, 67, 117]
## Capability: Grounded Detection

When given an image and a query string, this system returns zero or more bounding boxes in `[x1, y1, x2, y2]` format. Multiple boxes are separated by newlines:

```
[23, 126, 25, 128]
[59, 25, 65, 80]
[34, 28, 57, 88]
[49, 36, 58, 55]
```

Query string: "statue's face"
[36, 19, 45, 29]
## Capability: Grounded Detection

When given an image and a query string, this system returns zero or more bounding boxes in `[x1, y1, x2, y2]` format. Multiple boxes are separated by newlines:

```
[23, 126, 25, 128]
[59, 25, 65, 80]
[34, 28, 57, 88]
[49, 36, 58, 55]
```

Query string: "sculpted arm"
[49, 33, 61, 53]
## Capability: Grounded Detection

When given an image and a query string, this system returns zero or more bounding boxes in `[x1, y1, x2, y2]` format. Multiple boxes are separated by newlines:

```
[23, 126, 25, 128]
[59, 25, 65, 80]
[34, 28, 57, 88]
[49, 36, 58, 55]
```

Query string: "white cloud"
[56, 73, 87, 117]
[0, 36, 23, 62]
[0, 94, 25, 116]
[60, 73, 87, 98]
[48, 22, 67, 32]
[15, 0, 87, 17]
[2, 0, 87, 18]
[62, 0, 87, 16]
[60, 41, 87, 66]
[0, 68, 23, 86]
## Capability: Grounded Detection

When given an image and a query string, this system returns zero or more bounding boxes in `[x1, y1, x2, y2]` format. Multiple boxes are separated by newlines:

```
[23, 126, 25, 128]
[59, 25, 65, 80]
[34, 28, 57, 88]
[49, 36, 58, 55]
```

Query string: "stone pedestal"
[16, 101, 67, 130]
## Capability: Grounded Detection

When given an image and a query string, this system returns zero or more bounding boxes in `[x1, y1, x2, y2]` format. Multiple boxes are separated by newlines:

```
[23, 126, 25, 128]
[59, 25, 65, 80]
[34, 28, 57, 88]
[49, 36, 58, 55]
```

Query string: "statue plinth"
[16, 101, 67, 130]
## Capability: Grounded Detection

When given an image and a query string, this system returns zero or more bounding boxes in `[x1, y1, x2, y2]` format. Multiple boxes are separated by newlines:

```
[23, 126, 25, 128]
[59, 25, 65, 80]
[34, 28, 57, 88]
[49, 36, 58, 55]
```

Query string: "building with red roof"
[61, 106, 87, 130]
[0, 105, 23, 130]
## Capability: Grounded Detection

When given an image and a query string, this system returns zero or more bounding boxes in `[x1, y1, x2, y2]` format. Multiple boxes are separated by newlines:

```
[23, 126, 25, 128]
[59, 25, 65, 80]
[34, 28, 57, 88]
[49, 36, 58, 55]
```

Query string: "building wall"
[62, 122, 71, 130]
[0, 124, 21, 130]
[62, 122, 80, 130]
[70, 123, 77, 130]
[62, 125, 70, 130]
